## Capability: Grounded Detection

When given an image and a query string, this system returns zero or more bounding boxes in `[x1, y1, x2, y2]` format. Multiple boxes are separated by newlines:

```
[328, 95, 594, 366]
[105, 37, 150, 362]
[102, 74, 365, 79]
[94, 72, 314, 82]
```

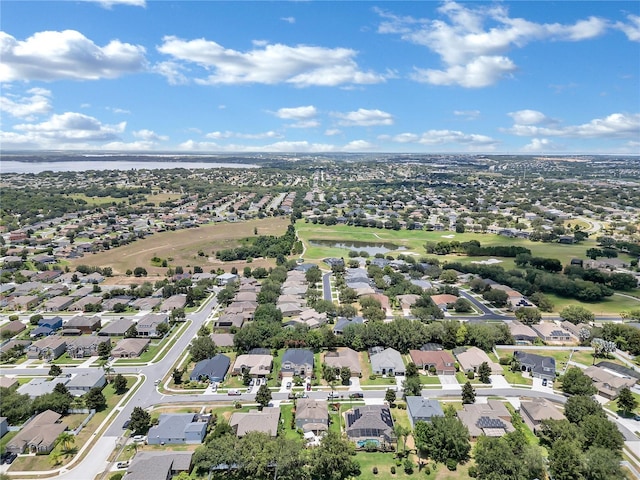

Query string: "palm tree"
[56, 432, 75, 453]
[393, 424, 409, 455]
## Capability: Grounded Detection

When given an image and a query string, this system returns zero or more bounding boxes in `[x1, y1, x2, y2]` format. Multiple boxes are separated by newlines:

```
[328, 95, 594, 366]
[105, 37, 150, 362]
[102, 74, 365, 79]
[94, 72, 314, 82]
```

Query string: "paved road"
[322, 272, 332, 301]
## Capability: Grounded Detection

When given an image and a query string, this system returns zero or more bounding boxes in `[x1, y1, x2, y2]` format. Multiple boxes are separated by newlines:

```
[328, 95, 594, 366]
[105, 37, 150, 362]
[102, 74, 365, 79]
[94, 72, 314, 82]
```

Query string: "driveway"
[530, 376, 553, 392]
[438, 375, 460, 389]
[349, 377, 361, 391]
[489, 375, 510, 388]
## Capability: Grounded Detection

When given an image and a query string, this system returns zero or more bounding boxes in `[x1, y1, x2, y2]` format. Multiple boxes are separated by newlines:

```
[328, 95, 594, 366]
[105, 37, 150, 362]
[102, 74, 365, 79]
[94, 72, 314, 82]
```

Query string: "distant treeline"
[216, 224, 297, 261]
[425, 239, 531, 257]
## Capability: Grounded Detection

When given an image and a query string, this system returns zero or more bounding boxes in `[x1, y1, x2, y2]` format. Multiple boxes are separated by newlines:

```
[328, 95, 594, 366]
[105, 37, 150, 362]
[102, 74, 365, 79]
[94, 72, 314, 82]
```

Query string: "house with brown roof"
[560, 321, 591, 339]
[520, 398, 565, 432]
[232, 354, 273, 378]
[583, 365, 637, 399]
[532, 322, 576, 344]
[429, 294, 459, 310]
[65, 335, 110, 358]
[69, 295, 102, 312]
[6, 410, 66, 454]
[409, 350, 456, 375]
[454, 346, 502, 374]
[324, 347, 362, 376]
[160, 294, 187, 312]
[65, 315, 101, 334]
[43, 296, 75, 312]
[457, 400, 514, 439]
[112, 338, 150, 358]
[8, 295, 40, 311]
[0, 321, 26, 338]
[98, 318, 134, 337]
[507, 320, 538, 345]
[230, 408, 280, 437]
[295, 399, 329, 435]
[345, 405, 395, 448]
[26, 336, 66, 360]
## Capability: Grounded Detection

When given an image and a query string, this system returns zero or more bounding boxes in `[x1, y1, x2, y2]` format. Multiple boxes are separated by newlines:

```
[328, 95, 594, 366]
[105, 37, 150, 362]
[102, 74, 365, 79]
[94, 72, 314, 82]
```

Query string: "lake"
[0, 160, 259, 174]
[309, 239, 401, 255]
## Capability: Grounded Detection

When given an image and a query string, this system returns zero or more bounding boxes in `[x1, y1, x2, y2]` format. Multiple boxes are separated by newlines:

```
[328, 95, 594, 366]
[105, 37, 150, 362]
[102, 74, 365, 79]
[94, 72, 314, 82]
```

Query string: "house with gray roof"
[66, 371, 106, 396]
[123, 451, 193, 480]
[514, 351, 556, 381]
[111, 338, 149, 358]
[26, 336, 66, 360]
[189, 354, 231, 383]
[65, 335, 110, 358]
[6, 410, 66, 454]
[370, 347, 405, 376]
[333, 316, 364, 335]
[147, 414, 208, 445]
[98, 318, 134, 336]
[345, 405, 395, 447]
[230, 408, 280, 437]
[520, 398, 565, 432]
[406, 397, 444, 428]
[136, 313, 168, 337]
[281, 348, 314, 377]
[18, 377, 70, 398]
[457, 400, 514, 439]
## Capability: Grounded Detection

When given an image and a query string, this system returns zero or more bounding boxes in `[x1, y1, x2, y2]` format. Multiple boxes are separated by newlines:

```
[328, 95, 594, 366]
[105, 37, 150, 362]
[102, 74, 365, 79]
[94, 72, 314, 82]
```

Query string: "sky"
[1, 0, 639, 155]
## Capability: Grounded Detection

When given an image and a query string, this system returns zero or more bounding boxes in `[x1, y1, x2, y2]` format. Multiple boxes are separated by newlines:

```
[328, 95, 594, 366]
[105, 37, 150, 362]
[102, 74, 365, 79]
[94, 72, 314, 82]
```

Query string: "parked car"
[5, 453, 18, 464]
[542, 378, 548, 387]
[117, 461, 129, 469]
[349, 392, 364, 399]
[285, 381, 292, 389]
[132, 435, 146, 443]
[228, 389, 241, 396]
[122, 420, 131, 429]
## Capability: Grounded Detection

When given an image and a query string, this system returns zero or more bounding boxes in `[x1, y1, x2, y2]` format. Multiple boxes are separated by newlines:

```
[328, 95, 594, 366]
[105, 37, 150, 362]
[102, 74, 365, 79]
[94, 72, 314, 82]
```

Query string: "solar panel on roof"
[477, 416, 505, 429]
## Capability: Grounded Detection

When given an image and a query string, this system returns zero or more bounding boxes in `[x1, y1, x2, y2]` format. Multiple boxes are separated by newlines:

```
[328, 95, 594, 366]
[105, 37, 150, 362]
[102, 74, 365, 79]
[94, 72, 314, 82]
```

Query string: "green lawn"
[503, 369, 533, 386]
[606, 391, 640, 416]
[355, 452, 472, 480]
[280, 404, 303, 440]
[543, 292, 640, 315]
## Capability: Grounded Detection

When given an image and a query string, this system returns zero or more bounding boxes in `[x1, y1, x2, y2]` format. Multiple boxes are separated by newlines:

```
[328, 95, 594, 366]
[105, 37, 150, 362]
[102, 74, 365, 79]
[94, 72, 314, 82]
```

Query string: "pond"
[309, 239, 401, 256]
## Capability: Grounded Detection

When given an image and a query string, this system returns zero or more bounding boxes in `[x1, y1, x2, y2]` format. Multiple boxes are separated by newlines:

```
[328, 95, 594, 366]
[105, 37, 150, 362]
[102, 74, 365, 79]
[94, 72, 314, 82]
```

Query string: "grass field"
[543, 292, 640, 315]
[69, 217, 290, 277]
[68, 193, 125, 206]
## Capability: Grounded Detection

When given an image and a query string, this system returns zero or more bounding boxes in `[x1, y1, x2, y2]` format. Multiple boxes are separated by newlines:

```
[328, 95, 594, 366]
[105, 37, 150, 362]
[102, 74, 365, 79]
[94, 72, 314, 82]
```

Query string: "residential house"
[111, 338, 150, 358]
[65, 371, 106, 396]
[520, 398, 565, 432]
[147, 414, 208, 445]
[98, 318, 134, 337]
[217, 273, 239, 285]
[230, 408, 280, 437]
[26, 336, 66, 360]
[583, 365, 637, 399]
[454, 346, 502, 374]
[0, 377, 18, 389]
[210, 333, 234, 348]
[160, 294, 187, 312]
[65, 336, 110, 358]
[507, 321, 539, 345]
[289, 308, 327, 329]
[532, 322, 575, 344]
[370, 347, 405, 376]
[189, 354, 231, 383]
[406, 397, 444, 428]
[18, 377, 69, 398]
[214, 312, 245, 330]
[38, 317, 63, 331]
[397, 294, 421, 316]
[295, 398, 329, 435]
[6, 410, 66, 454]
[0, 417, 7, 438]
[8, 295, 40, 311]
[0, 320, 26, 338]
[281, 348, 314, 377]
[333, 316, 364, 335]
[64, 316, 101, 334]
[123, 451, 193, 480]
[430, 294, 459, 310]
[232, 354, 273, 378]
[345, 405, 395, 447]
[409, 350, 456, 375]
[43, 296, 75, 312]
[136, 313, 168, 337]
[561, 321, 591, 339]
[514, 351, 556, 381]
[68, 295, 102, 311]
[457, 400, 515, 439]
[130, 297, 162, 311]
[323, 347, 362, 376]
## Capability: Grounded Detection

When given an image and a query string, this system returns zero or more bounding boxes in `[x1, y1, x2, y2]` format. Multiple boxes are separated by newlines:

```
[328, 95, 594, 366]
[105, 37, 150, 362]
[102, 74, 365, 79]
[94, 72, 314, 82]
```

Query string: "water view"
[309, 239, 401, 255]
[0, 160, 260, 174]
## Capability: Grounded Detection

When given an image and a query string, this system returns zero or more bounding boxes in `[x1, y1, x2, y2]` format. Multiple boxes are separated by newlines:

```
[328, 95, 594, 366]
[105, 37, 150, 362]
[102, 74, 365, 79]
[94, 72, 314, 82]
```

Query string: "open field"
[295, 223, 618, 267]
[68, 193, 125, 206]
[69, 217, 290, 277]
[543, 292, 640, 315]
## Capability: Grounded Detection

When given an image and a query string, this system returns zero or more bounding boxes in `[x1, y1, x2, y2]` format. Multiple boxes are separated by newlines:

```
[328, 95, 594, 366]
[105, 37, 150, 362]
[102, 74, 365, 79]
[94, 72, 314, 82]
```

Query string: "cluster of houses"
[507, 319, 588, 345]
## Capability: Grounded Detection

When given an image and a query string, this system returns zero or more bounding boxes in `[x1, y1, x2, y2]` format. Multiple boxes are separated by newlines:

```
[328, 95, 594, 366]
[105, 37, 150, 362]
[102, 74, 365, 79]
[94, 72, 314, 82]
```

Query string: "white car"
[132, 435, 146, 443]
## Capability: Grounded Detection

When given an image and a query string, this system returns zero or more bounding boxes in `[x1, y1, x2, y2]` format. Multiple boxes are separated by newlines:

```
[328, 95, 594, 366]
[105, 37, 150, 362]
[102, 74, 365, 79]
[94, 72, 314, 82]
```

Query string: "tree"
[56, 431, 75, 452]
[339, 367, 351, 386]
[305, 266, 322, 285]
[405, 362, 419, 378]
[385, 388, 396, 405]
[474, 434, 545, 480]
[189, 335, 217, 362]
[561, 368, 597, 396]
[113, 374, 127, 394]
[0, 387, 33, 424]
[255, 384, 272, 410]
[617, 386, 638, 416]
[413, 416, 471, 465]
[439, 270, 459, 284]
[584, 447, 624, 480]
[514, 307, 541, 325]
[402, 376, 422, 397]
[30, 314, 43, 325]
[129, 406, 151, 435]
[124, 325, 138, 338]
[173, 368, 184, 385]
[462, 381, 475, 404]
[156, 322, 169, 336]
[97, 340, 112, 359]
[308, 431, 360, 480]
[84, 387, 107, 411]
[560, 305, 595, 324]
[548, 439, 585, 480]
[49, 364, 62, 377]
[564, 395, 605, 424]
[529, 292, 554, 312]
[581, 414, 624, 452]
[477, 362, 491, 383]
[482, 288, 509, 307]
[591, 338, 616, 359]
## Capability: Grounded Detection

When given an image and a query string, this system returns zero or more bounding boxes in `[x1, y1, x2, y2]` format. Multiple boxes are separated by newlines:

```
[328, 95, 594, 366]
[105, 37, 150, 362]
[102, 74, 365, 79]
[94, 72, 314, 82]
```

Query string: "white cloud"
[0, 87, 52, 119]
[453, 109, 480, 120]
[522, 138, 560, 152]
[333, 108, 394, 126]
[0, 30, 147, 82]
[343, 140, 376, 151]
[412, 55, 516, 88]
[615, 14, 640, 41]
[383, 128, 498, 150]
[507, 109, 550, 125]
[281, 17, 296, 24]
[377, 2, 609, 87]
[180, 139, 338, 153]
[157, 36, 386, 87]
[205, 130, 282, 140]
[10, 112, 125, 145]
[274, 105, 317, 120]
[152, 61, 188, 85]
[505, 112, 640, 138]
[107, 107, 131, 115]
[133, 129, 168, 142]
[82, 0, 146, 8]
[324, 129, 342, 136]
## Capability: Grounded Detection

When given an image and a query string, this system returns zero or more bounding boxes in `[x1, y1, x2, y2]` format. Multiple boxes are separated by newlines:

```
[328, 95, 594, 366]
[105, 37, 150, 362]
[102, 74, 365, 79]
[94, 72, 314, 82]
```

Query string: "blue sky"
[1, 0, 639, 154]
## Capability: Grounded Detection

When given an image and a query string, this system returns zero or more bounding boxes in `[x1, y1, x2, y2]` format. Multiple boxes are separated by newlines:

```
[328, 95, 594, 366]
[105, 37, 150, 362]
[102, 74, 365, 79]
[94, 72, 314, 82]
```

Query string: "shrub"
[404, 458, 414, 474]
[424, 465, 431, 475]
[446, 458, 458, 471]
[8, 315, 18, 321]
[466, 371, 475, 380]
[499, 356, 512, 365]
[372, 467, 378, 475]
[468, 465, 478, 478]
[369, 374, 378, 380]
[391, 466, 396, 474]
[109, 474, 123, 480]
